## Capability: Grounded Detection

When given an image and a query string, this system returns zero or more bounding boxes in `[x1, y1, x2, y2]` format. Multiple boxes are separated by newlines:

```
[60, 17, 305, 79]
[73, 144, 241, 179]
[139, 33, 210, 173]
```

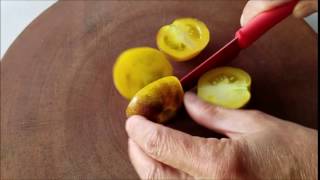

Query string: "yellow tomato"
[126, 76, 184, 123]
[197, 67, 251, 109]
[157, 18, 210, 61]
[113, 47, 173, 99]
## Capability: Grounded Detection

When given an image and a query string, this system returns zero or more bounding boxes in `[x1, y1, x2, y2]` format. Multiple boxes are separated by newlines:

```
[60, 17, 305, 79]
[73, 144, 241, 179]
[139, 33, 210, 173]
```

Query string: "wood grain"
[1, 1, 317, 179]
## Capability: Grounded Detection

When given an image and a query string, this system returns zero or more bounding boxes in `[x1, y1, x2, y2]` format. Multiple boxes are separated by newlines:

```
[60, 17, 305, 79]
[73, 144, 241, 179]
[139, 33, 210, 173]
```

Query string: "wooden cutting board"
[1, 1, 317, 179]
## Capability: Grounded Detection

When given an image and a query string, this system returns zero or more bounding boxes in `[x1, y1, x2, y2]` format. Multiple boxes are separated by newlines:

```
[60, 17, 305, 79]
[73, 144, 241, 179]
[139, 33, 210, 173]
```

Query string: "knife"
[180, 0, 298, 91]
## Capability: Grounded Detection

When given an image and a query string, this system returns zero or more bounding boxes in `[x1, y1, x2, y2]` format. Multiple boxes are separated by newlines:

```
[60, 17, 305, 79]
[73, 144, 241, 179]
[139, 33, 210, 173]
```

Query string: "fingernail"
[126, 115, 145, 132]
[240, 15, 245, 27]
[184, 92, 198, 102]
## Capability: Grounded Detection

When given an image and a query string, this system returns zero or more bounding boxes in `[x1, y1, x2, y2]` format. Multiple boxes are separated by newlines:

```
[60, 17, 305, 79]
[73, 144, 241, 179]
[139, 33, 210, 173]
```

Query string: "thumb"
[184, 92, 266, 138]
[126, 115, 229, 177]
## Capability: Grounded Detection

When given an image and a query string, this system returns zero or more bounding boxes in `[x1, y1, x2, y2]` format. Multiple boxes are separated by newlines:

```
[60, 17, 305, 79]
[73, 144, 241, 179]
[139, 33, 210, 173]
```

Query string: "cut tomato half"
[157, 18, 210, 61]
[197, 67, 251, 109]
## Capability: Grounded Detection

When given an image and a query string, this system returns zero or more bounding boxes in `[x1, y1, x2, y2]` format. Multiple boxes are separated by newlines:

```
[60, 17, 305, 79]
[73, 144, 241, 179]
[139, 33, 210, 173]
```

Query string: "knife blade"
[180, 0, 298, 91]
[180, 38, 240, 91]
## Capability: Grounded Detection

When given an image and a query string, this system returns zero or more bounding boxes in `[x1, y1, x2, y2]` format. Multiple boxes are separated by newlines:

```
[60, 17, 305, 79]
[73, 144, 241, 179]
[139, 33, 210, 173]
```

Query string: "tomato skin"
[197, 67, 251, 109]
[113, 47, 173, 100]
[126, 76, 184, 123]
[157, 18, 210, 61]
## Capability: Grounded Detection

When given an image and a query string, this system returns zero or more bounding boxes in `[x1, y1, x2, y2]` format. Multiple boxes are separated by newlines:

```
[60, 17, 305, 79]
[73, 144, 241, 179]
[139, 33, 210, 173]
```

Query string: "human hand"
[241, 0, 318, 27]
[125, 92, 317, 179]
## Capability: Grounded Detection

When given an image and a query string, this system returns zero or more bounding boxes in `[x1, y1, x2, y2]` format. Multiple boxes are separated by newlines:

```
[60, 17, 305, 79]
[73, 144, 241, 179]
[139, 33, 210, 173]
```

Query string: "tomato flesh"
[197, 67, 251, 109]
[157, 18, 210, 61]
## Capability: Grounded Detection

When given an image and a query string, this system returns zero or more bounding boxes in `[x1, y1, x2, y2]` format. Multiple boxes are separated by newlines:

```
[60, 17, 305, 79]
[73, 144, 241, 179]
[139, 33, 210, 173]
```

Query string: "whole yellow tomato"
[113, 47, 173, 99]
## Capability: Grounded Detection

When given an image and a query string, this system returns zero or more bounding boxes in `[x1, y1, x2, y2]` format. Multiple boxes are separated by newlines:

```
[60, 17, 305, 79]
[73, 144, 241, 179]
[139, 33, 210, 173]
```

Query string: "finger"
[128, 139, 191, 179]
[126, 115, 227, 177]
[293, 0, 318, 18]
[240, 0, 291, 26]
[184, 92, 267, 137]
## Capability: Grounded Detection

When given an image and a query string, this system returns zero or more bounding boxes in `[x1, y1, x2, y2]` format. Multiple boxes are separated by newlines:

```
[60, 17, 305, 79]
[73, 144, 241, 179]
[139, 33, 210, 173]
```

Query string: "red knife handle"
[236, 0, 298, 49]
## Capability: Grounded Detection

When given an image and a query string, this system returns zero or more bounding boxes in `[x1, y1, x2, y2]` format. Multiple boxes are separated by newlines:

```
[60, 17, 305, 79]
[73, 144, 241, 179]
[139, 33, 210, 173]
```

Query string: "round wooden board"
[1, 1, 317, 179]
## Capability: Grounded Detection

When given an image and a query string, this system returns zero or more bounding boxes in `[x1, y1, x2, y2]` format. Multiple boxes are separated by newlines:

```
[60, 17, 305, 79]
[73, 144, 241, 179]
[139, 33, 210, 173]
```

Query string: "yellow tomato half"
[113, 47, 173, 100]
[126, 76, 184, 123]
[197, 67, 251, 109]
[157, 18, 210, 61]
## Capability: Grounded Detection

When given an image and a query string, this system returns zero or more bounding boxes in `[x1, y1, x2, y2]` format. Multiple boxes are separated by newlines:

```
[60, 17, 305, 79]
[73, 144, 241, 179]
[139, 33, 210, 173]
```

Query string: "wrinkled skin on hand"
[125, 92, 317, 179]
[241, 0, 318, 27]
